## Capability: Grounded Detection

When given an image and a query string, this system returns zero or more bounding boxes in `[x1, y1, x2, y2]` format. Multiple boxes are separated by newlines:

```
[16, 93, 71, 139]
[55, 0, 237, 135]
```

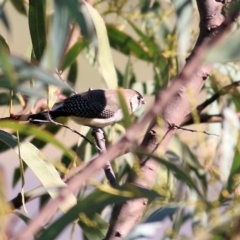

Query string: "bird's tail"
[27, 111, 52, 123]
[27, 110, 67, 124]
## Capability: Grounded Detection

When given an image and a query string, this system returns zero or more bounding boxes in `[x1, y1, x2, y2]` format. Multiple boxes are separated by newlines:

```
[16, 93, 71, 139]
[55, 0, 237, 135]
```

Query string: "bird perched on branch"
[27, 89, 145, 128]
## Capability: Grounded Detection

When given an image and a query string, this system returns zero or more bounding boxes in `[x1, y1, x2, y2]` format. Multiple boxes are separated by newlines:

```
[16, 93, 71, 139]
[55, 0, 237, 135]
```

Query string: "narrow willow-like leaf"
[0, 122, 76, 161]
[10, 0, 27, 16]
[14, 212, 32, 224]
[154, 55, 169, 89]
[131, 81, 155, 95]
[118, 89, 132, 128]
[107, 25, 152, 62]
[0, 131, 76, 212]
[41, 0, 70, 70]
[145, 206, 178, 223]
[205, 28, 240, 63]
[7, 56, 70, 90]
[28, 0, 46, 60]
[172, 0, 193, 67]
[63, 0, 94, 41]
[0, 35, 10, 54]
[217, 109, 239, 185]
[126, 19, 159, 57]
[61, 39, 88, 71]
[0, 48, 16, 89]
[0, 86, 21, 99]
[13, 122, 68, 187]
[84, 2, 118, 89]
[37, 187, 159, 240]
[40, 0, 71, 109]
[0, 5, 10, 31]
[79, 213, 108, 240]
[122, 56, 133, 89]
[66, 60, 78, 85]
[227, 144, 240, 192]
[137, 151, 204, 198]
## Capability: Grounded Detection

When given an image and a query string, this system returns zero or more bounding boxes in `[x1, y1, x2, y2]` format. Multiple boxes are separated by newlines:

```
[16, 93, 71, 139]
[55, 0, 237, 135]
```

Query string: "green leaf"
[0, 130, 76, 212]
[66, 60, 78, 86]
[52, 0, 71, 67]
[137, 151, 204, 198]
[205, 28, 240, 63]
[122, 56, 133, 89]
[172, 0, 193, 66]
[0, 5, 10, 31]
[10, 0, 27, 16]
[145, 206, 178, 223]
[227, 147, 240, 192]
[14, 212, 32, 224]
[37, 186, 159, 240]
[154, 55, 169, 89]
[217, 109, 239, 185]
[79, 213, 108, 240]
[178, 140, 208, 194]
[84, 2, 118, 89]
[118, 89, 132, 127]
[63, 0, 95, 41]
[0, 92, 18, 106]
[13, 123, 67, 186]
[4, 56, 71, 90]
[61, 39, 88, 71]
[13, 167, 21, 187]
[28, 0, 46, 61]
[107, 24, 152, 62]
[0, 122, 76, 161]
[41, 0, 71, 70]
[126, 19, 159, 57]
[131, 81, 155, 95]
[0, 46, 16, 89]
[0, 35, 10, 54]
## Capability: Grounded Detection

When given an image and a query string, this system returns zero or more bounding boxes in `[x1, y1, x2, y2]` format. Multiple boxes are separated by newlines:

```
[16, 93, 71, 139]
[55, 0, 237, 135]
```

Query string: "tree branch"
[183, 80, 240, 125]
[92, 128, 117, 187]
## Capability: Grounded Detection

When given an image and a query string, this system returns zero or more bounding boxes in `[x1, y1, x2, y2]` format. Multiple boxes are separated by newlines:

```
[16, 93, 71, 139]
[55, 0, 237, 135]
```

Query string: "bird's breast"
[70, 109, 123, 128]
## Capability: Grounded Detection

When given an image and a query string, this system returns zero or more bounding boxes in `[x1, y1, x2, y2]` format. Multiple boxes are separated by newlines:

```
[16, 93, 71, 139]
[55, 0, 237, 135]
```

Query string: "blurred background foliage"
[1, 0, 240, 239]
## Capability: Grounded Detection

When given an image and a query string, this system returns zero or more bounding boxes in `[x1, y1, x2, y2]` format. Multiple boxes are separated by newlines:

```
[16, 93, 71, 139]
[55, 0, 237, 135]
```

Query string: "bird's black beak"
[141, 98, 145, 104]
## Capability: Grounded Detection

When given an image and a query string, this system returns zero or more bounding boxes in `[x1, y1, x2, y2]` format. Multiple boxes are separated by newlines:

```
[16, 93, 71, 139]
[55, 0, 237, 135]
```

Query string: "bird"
[27, 88, 145, 128]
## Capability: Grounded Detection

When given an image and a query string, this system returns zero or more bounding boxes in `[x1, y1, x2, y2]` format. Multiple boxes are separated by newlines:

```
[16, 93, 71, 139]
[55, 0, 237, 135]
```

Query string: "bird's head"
[125, 90, 145, 113]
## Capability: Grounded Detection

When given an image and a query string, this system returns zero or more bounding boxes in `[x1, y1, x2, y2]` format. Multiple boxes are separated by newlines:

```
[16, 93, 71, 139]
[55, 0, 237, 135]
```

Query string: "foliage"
[1, 0, 240, 239]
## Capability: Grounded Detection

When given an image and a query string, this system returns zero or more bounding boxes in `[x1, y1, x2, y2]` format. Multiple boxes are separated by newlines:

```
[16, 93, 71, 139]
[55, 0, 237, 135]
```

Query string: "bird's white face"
[130, 93, 145, 113]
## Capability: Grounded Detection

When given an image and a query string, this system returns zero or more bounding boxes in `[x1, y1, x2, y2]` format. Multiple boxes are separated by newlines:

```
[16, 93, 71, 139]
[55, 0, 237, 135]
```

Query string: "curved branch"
[183, 80, 240, 125]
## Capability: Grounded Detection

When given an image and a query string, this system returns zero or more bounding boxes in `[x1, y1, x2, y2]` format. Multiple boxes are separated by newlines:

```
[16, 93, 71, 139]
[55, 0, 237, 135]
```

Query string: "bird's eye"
[137, 95, 141, 100]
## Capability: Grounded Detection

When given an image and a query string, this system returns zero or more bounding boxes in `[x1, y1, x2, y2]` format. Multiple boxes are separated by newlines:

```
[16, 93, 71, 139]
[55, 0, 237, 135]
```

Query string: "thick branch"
[183, 80, 240, 125]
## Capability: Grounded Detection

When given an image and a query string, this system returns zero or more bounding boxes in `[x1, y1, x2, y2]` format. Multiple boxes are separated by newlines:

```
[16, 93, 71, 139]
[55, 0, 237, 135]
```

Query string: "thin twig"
[198, 81, 240, 112]
[92, 128, 117, 187]
[55, 69, 77, 95]
[169, 123, 219, 137]
[29, 114, 101, 151]
[183, 81, 240, 125]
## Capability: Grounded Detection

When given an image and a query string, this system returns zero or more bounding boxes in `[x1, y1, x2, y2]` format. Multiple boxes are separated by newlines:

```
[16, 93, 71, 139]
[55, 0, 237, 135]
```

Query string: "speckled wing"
[54, 90, 119, 119]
